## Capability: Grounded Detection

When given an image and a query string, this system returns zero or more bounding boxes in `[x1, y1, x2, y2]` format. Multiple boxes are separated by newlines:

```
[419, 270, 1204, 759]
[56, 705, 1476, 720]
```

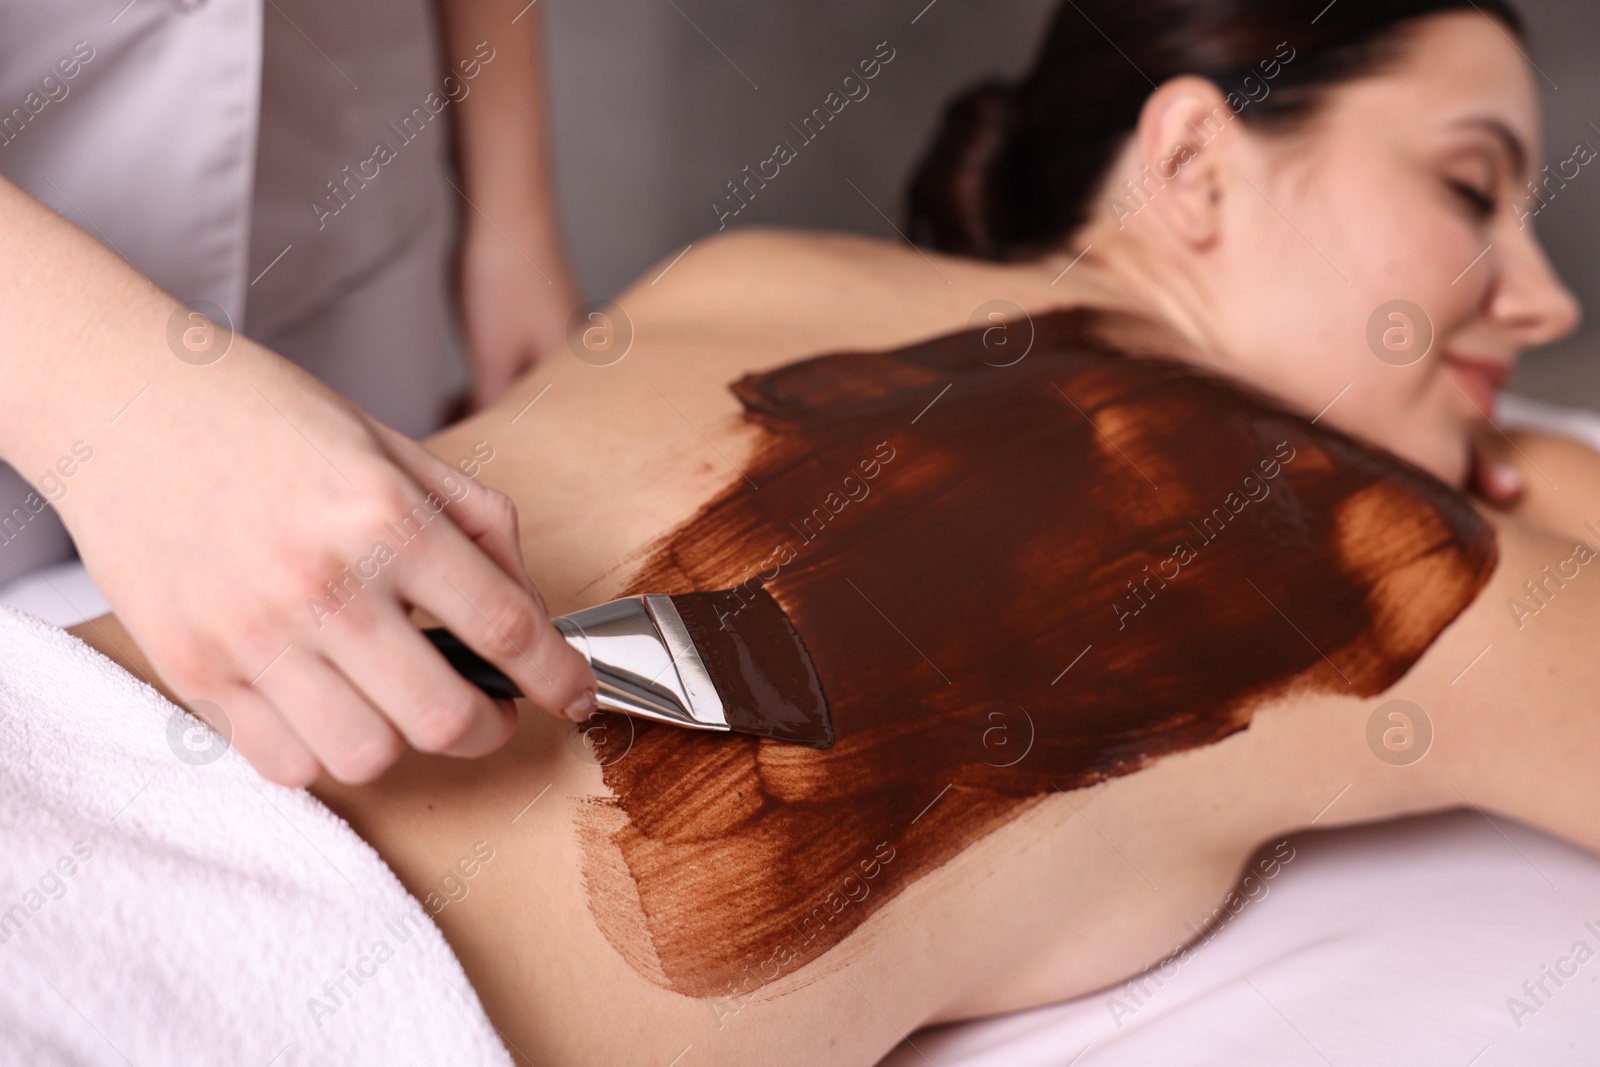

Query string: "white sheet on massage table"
[4, 394, 1596, 1065]
[881, 810, 1600, 1065]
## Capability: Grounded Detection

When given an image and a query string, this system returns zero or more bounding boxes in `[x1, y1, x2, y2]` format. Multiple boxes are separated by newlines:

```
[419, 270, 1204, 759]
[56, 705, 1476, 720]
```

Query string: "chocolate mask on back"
[578, 308, 1496, 1000]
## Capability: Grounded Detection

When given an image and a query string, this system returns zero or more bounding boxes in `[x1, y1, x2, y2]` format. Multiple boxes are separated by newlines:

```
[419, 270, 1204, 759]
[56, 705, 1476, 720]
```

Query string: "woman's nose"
[1488, 226, 1584, 348]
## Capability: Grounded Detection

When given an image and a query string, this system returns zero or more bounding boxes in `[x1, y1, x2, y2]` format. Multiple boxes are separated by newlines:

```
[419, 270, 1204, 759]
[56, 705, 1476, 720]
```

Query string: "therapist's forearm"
[437, 0, 570, 268]
[0, 175, 597, 785]
[0, 175, 202, 477]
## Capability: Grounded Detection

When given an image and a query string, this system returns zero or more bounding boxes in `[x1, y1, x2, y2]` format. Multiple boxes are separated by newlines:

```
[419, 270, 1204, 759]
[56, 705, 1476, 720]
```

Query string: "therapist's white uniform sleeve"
[0, 0, 458, 586]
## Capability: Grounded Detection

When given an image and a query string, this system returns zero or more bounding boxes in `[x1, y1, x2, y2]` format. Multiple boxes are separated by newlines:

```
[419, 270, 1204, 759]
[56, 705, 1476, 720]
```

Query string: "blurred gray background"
[542, 0, 1057, 297]
[540, 0, 1600, 405]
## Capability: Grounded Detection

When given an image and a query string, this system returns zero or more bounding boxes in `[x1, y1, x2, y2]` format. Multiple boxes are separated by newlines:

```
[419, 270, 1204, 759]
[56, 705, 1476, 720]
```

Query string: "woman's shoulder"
[621, 228, 947, 315]
[675, 227, 914, 273]
[618, 227, 1012, 353]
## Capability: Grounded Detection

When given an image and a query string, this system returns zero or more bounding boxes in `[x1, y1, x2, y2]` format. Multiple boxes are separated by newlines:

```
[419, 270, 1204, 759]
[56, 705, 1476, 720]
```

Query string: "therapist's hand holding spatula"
[0, 175, 597, 787]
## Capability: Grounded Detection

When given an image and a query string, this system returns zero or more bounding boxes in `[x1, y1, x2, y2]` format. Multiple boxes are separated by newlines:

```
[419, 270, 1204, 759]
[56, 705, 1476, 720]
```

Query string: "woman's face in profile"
[1201, 13, 1581, 486]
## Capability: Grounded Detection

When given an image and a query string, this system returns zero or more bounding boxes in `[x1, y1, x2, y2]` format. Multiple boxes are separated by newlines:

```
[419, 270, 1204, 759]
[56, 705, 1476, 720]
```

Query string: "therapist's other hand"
[458, 217, 580, 411]
[64, 351, 597, 787]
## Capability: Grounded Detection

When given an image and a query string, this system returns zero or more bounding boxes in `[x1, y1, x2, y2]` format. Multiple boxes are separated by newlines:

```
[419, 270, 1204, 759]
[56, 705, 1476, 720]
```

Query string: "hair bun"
[907, 0, 1524, 262]
[906, 80, 1022, 260]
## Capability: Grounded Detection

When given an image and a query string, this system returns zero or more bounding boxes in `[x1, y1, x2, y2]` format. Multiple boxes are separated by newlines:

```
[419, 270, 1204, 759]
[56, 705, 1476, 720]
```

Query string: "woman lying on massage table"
[74, 0, 1600, 1062]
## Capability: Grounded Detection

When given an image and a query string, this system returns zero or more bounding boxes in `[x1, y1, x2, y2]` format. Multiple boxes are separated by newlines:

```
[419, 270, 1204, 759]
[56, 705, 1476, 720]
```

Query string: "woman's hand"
[62, 347, 597, 787]
[457, 217, 580, 410]
[1470, 427, 1600, 547]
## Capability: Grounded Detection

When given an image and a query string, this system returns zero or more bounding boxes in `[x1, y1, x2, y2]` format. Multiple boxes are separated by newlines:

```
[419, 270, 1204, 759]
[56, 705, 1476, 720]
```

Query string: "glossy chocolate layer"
[577, 308, 1496, 1001]
[669, 589, 833, 747]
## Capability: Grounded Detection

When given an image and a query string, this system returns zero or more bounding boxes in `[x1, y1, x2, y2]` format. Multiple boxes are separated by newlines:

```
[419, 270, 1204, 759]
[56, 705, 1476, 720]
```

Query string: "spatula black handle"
[422, 627, 524, 701]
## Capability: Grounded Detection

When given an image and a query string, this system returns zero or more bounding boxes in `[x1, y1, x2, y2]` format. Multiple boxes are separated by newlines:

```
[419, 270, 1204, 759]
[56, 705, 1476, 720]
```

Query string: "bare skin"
[0, 0, 596, 788]
[73, 226, 1600, 1064]
[67, 12, 1600, 1066]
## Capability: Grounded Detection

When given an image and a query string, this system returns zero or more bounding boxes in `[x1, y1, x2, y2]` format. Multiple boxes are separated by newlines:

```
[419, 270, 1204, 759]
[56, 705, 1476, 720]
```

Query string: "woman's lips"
[1443, 354, 1512, 420]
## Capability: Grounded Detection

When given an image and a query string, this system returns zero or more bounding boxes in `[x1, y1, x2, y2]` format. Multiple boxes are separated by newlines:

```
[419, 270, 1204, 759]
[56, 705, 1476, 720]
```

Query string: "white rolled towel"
[0, 605, 513, 1067]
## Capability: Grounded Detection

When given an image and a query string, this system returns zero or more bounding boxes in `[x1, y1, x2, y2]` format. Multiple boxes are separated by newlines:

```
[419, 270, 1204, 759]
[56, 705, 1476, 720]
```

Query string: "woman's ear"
[1128, 76, 1239, 247]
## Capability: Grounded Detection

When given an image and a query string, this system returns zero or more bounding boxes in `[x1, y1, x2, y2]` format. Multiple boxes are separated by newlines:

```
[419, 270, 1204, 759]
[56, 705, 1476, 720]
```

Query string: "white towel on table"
[0, 605, 512, 1067]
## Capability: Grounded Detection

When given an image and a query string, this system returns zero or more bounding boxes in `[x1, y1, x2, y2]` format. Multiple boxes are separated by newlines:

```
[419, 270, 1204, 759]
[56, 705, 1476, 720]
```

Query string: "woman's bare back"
[79, 231, 1600, 1066]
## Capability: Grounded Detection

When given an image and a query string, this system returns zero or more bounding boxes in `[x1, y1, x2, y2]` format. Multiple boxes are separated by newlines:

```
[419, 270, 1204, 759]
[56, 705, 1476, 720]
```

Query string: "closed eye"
[1449, 179, 1496, 219]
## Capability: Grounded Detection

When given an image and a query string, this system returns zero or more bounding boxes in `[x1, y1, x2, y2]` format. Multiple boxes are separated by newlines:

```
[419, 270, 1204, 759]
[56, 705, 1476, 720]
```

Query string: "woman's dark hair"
[906, 0, 1524, 259]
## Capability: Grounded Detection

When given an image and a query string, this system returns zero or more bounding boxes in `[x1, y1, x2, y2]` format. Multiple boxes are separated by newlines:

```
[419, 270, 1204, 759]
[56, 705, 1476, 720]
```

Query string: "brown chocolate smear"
[670, 589, 833, 747]
[577, 308, 1496, 1002]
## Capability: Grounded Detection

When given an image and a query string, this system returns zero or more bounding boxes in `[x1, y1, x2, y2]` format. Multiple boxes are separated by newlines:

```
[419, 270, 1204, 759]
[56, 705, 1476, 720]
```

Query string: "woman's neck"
[1029, 235, 1229, 375]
